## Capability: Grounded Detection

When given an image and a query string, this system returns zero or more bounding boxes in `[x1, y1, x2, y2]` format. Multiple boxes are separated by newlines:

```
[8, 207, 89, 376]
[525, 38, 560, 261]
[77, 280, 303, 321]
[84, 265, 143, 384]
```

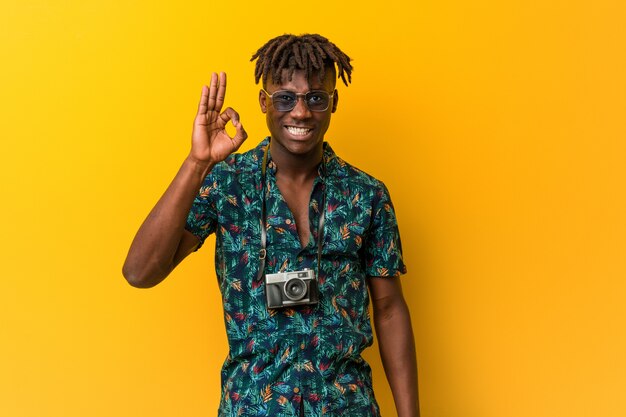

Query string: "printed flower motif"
[261, 385, 272, 403]
[227, 195, 238, 206]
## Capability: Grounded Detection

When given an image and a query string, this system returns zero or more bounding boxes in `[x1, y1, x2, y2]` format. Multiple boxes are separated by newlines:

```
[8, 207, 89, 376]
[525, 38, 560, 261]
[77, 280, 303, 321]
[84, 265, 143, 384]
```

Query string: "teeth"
[286, 126, 312, 136]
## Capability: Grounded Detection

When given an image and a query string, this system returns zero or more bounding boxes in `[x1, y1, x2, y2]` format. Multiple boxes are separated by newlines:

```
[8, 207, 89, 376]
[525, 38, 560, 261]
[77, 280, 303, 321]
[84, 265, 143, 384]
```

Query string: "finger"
[219, 107, 239, 127]
[207, 72, 218, 111]
[215, 72, 227, 112]
[220, 107, 247, 147]
[231, 119, 248, 149]
[196, 85, 208, 116]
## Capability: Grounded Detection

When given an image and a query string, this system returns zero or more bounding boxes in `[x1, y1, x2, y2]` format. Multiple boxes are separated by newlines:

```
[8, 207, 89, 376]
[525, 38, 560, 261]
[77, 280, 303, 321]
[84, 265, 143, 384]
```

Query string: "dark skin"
[123, 70, 419, 416]
[369, 276, 420, 417]
[277, 175, 313, 248]
[122, 72, 247, 287]
[259, 69, 338, 247]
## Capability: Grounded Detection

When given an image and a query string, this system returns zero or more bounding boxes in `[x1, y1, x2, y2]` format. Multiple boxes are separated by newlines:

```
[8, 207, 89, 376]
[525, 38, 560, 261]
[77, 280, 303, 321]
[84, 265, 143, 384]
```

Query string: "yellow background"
[1, 0, 625, 416]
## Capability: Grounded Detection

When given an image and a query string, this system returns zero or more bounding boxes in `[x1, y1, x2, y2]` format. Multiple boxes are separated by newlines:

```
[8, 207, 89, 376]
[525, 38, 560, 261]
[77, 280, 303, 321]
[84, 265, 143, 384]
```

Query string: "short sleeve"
[364, 184, 407, 278]
[184, 175, 219, 250]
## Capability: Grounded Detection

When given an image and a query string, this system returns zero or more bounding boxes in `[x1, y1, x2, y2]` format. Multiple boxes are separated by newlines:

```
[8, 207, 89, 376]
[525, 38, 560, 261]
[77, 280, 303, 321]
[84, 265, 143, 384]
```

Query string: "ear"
[331, 89, 339, 113]
[259, 89, 268, 113]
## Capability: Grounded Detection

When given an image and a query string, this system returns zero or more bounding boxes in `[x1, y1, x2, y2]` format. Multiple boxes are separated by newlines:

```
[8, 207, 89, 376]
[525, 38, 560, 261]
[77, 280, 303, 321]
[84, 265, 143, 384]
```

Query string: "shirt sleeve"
[184, 174, 219, 250]
[364, 183, 407, 278]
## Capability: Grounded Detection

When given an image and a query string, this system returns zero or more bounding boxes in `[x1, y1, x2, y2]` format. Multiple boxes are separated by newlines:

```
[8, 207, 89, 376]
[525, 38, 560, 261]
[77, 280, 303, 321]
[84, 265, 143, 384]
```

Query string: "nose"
[290, 96, 312, 119]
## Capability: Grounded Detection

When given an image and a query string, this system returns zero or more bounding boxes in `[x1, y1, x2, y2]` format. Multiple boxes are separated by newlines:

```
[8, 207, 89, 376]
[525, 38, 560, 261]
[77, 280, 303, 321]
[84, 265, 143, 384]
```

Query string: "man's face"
[259, 69, 338, 158]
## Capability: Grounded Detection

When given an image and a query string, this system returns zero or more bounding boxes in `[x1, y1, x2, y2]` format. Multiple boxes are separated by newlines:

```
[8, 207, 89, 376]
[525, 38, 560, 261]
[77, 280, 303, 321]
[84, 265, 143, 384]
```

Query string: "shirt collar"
[259, 136, 341, 179]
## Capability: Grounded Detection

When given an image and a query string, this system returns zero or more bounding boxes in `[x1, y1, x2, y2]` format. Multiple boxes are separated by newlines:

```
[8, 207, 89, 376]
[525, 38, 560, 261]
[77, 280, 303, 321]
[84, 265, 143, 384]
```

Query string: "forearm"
[373, 299, 420, 417]
[122, 155, 214, 287]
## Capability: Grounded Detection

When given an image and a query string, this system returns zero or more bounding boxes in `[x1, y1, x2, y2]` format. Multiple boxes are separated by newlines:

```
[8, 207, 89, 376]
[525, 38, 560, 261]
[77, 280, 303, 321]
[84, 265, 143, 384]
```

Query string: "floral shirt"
[186, 138, 407, 417]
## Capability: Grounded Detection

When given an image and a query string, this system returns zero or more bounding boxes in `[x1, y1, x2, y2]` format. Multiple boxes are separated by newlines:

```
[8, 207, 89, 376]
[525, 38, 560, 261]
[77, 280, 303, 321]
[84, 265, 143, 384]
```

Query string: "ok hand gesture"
[190, 72, 247, 166]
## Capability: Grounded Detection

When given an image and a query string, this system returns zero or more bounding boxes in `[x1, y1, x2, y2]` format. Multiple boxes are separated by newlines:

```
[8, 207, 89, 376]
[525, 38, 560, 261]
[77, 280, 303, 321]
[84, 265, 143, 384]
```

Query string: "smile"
[285, 126, 313, 136]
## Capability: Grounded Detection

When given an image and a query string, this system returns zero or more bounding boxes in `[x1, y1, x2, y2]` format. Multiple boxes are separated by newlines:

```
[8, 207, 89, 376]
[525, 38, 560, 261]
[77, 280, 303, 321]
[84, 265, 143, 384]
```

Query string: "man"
[123, 34, 419, 417]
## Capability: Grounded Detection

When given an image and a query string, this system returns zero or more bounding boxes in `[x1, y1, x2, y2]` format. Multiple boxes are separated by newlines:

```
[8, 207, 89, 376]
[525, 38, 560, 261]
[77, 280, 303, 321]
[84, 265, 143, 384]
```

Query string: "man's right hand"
[190, 72, 247, 168]
[123, 72, 247, 288]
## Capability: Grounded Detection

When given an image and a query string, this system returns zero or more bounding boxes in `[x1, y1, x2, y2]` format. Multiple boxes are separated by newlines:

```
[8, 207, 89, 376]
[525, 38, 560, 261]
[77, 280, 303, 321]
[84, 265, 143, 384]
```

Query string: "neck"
[269, 140, 323, 183]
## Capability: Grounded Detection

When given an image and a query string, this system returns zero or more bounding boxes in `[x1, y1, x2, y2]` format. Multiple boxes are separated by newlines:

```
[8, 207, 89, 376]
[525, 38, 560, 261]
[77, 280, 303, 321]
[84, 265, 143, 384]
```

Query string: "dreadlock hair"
[251, 34, 353, 88]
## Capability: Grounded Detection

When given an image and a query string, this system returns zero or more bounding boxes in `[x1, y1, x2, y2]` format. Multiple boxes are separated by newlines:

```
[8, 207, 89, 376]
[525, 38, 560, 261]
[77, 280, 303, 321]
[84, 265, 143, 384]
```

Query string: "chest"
[275, 177, 314, 247]
[212, 173, 373, 267]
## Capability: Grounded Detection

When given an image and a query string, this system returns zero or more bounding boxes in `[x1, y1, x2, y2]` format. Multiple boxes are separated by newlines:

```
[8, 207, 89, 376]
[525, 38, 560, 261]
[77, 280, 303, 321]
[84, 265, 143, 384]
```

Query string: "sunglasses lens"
[306, 92, 330, 111]
[272, 92, 297, 111]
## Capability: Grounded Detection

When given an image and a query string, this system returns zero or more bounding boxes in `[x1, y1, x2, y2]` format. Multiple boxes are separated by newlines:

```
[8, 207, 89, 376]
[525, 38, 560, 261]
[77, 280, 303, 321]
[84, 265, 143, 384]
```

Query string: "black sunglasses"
[262, 89, 334, 112]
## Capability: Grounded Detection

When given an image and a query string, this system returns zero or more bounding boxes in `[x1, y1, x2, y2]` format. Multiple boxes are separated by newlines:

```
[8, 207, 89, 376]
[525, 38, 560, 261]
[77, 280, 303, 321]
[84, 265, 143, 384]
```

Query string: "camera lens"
[284, 278, 307, 301]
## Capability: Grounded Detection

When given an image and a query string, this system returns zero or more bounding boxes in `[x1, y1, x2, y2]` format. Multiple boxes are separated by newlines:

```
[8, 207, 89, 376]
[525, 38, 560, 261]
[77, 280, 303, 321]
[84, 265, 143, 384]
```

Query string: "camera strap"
[257, 143, 326, 283]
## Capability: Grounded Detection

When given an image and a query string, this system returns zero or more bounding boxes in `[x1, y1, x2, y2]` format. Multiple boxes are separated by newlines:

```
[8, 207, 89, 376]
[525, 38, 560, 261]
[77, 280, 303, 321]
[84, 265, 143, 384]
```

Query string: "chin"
[286, 138, 323, 155]
[271, 132, 323, 155]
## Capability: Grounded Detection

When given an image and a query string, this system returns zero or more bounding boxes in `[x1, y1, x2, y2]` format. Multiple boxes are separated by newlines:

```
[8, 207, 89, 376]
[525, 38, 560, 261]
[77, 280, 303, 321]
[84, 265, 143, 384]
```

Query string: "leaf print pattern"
[185, 138, 406, 417]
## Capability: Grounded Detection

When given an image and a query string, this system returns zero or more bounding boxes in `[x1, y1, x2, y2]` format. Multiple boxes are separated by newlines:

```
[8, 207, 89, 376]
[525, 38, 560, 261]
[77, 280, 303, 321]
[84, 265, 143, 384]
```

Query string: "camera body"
[265, 268, 318, 309]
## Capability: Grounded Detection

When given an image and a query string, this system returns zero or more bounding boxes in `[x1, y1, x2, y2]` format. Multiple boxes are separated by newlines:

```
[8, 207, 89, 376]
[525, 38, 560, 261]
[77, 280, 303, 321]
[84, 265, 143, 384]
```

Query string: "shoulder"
[205, 138, 267, 181]
[194, 139, 267, 204]
[325, 147, 391, 202]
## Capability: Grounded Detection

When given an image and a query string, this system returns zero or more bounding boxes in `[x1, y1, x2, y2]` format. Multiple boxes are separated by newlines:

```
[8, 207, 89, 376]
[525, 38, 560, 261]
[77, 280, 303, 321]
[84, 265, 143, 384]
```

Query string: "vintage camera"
[265, 268, 318, 309]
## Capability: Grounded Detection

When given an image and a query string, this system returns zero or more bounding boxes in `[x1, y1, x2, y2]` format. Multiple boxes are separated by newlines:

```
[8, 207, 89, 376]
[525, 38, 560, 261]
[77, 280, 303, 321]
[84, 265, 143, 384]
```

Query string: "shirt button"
[293, 387, 300, 393]
[285, 219, 292, 224]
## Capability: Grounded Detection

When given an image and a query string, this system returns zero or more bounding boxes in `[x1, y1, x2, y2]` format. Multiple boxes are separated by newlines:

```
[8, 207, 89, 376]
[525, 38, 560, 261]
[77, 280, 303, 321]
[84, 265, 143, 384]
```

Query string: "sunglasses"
[262, 89, 334, 112]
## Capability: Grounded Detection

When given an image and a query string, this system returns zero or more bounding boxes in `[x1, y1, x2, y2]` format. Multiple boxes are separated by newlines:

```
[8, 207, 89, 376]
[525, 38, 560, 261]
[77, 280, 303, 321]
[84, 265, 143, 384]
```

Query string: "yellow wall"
[1, 1, 625, 416]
